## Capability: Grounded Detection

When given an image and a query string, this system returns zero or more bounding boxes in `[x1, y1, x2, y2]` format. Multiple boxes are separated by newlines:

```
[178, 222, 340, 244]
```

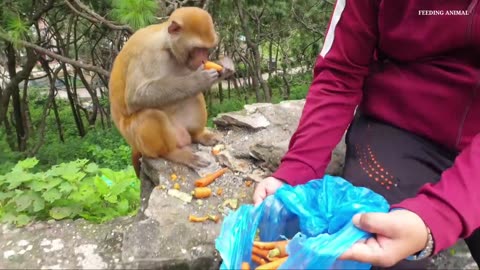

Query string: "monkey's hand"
[217, 56, 235, 80]
[194, 66, 220, 90]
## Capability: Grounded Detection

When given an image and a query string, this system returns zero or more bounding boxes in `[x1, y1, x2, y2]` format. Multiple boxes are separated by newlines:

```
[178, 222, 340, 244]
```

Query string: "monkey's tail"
[132, 149, 142, 178]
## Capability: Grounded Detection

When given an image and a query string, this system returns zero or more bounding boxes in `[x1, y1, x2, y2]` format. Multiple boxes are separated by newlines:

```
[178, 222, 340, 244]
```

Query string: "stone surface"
[0, 100, 477, 269]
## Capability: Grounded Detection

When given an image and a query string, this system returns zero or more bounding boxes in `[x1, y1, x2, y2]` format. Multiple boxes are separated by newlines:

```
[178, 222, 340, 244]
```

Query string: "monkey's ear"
[168, 21, 182, 35]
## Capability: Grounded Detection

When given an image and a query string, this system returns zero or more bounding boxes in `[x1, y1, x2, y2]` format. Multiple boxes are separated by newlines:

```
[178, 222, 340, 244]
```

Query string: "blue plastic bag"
[215, 175, 390, 269]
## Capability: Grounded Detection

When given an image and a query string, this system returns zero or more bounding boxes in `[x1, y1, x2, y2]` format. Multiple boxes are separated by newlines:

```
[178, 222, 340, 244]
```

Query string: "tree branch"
[0, 32, 110, 77]
[64, 0, 134, 34]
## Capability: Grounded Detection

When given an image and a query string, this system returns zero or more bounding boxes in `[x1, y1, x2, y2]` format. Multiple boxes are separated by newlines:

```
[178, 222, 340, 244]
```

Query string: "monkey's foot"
[193, 130, 222, 146]
[166, 148, 210, 169]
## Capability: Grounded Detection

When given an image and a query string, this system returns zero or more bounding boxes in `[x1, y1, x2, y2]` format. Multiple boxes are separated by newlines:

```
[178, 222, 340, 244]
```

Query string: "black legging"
[341, 112, 480, 269]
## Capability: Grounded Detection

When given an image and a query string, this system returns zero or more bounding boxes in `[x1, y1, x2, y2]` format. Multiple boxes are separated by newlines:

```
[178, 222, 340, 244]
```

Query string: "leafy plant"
[110, 0, 158, 30]
[0, 158, 140, 227]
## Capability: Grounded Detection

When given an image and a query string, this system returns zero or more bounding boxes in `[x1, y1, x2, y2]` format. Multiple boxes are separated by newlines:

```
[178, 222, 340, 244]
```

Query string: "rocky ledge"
[0, 100, 477, 269]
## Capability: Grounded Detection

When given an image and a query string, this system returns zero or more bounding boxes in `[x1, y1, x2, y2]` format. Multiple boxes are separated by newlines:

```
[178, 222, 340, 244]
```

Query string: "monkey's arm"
[127, 69, 218, 112]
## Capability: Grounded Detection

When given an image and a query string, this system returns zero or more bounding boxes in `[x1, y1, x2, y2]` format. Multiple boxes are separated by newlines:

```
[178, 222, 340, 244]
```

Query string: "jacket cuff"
[392, 193, 462, 255]
[271, 161, 318, 186]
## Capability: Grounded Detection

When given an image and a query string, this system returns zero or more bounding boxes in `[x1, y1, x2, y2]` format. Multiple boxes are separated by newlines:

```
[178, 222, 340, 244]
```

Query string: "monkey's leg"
[191, 129, 221, 146]
[133, 109, 209, 168]
[165, 147, 209, 168]
[131, 149, 142, 178]
[177, 94, 222, 146]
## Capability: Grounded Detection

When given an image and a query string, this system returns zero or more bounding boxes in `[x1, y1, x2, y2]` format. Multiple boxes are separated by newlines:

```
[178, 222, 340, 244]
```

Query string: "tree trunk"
[268, 39, 273, 79]
[39, 57, 65, 143]
[234, 0, 271, 102]
[3, 44, 37, 151]
[62, 63, 86, 137]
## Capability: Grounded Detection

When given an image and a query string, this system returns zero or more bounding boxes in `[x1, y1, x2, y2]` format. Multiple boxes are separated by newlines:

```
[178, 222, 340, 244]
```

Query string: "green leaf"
[49, 161, 82, 181]
[0, 212, 17, 224]
[15, 158, 39, 170]
[0, 191, 16, 201]
[68, 184, 96, 203]
[13, 192, 35, 212]
[32, 196, 45, 212]
[4, 170, 34, 189]
[117, 199, 129, 214]
[58, 182, 75, 194]
[43, 178, 63, 190]
[49, 207, 76, 220]
[104, 194, 118, 203]
[42, 188, 62, 203]
[84, 163, 99, 174]
[94, 176, 109, 195]
[15, 214, 32, 227]
[27, 180, 48, 192]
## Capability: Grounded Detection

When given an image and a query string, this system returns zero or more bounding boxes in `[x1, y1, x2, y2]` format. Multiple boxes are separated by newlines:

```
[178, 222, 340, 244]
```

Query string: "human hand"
[339, 209, 430, 268]
[253, 177, 285, 206]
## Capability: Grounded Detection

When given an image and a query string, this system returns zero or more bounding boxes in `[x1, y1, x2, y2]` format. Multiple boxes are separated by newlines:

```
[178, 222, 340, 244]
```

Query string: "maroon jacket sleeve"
[272, 0, 379, 186]
[393, 133, 480, 254]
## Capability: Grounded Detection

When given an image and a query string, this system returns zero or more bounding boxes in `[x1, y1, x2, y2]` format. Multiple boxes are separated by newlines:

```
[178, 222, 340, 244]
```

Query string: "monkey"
[108, 7, 234, 177]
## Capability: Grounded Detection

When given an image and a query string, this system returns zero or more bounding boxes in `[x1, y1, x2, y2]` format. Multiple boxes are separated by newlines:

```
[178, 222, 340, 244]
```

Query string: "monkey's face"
[187, 47, 210, 70]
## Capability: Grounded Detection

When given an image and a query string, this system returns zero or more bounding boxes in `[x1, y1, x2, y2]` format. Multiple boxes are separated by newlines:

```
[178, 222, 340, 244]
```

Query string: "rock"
[245, 169, 266, 183]
[249, 140, 289, 170]
[215, 149, 251, 173]
[0, 218, 132, 269]
[213, 112, 270, 130]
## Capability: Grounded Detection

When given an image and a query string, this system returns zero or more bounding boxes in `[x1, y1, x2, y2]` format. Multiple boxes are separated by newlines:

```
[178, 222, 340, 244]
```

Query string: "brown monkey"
[108, 7, 234, 177]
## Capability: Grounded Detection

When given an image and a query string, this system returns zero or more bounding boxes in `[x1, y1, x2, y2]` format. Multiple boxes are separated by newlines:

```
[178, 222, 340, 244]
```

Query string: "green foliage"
[0, 131, 22, 175]
[110, 0, 159, 29]
[3, 13, 29, 41]
[33, 129, 131, 172]
[0, 158, 140, 227]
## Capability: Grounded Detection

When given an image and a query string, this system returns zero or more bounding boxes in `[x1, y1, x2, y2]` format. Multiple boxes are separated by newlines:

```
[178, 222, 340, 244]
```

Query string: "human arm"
[271, 0, 379, 186]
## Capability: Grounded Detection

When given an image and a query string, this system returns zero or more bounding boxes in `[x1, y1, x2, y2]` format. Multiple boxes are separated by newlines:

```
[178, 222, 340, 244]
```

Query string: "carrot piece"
[204, 61, 223, 72]
[188, 215, 209, 222]
[208, 214, 220, 223]
[253, 240, 288, 250]
[268, 241, 288, 258]
[251, 254, 267, 265]
[193, 187, 212, 199]
[252, 246, 270, 259]
[194, 168, 229, 187]
[254, 256, 288, 270]
[241, 262, 251, 270]
[216, 187, 223, 196]
[245, 180, 253, 187]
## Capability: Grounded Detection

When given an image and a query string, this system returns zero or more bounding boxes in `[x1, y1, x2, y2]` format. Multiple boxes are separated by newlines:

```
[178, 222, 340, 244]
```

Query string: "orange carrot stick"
[192, 187, 212, 199]
[253, 240, 288, 250]
[194, 168, 229, 187]
[254, 256, 288, 270]
[188, 215, 209, 222]
[241, 262, 251, 270]
[204, 61, 223, 72]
